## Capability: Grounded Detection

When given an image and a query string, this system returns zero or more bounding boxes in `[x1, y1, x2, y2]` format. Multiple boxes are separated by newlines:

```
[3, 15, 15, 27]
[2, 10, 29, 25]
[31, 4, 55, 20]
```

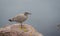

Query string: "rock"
[0, 23, 43, 36]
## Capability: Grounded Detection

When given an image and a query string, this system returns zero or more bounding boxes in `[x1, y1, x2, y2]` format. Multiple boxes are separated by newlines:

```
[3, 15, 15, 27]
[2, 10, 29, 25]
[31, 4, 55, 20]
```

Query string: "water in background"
[0, 0, 60, 36]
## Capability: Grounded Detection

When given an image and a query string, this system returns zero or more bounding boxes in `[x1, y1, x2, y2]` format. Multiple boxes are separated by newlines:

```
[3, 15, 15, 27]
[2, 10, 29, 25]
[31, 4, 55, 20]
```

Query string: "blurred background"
[0, 0, 60, 36]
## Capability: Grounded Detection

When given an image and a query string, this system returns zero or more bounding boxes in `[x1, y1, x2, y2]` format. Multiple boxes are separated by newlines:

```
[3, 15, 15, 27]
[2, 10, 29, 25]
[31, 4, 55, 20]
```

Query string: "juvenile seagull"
[8, 12, 31, 28]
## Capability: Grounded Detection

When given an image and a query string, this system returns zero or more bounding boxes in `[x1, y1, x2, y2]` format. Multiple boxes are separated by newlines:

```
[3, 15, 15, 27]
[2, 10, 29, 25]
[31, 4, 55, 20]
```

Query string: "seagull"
[8, 12, 31, 28]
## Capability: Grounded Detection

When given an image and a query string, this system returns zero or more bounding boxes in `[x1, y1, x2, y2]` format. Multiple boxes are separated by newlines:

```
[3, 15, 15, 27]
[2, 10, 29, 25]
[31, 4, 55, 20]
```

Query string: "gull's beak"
[28, 13, 31, 15]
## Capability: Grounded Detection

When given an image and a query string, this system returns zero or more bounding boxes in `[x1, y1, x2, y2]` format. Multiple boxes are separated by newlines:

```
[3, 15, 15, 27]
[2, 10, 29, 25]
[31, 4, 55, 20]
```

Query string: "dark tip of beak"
[29, 13, 31, 15]
[8, 19, 12, 22]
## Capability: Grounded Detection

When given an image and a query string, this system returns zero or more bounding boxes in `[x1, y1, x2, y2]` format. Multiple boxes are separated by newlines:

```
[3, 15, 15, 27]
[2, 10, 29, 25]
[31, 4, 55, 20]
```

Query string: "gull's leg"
[21, 23, 22, 29]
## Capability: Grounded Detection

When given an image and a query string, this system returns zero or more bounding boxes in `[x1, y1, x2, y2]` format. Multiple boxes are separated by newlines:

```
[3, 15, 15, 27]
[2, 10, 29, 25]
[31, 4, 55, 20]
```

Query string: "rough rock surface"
[0, 23, 43, 36]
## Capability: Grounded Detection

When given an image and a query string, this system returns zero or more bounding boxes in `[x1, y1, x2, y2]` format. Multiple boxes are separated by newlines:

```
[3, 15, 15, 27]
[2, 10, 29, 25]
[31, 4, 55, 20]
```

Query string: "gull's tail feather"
[8, 19, 12, 22]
